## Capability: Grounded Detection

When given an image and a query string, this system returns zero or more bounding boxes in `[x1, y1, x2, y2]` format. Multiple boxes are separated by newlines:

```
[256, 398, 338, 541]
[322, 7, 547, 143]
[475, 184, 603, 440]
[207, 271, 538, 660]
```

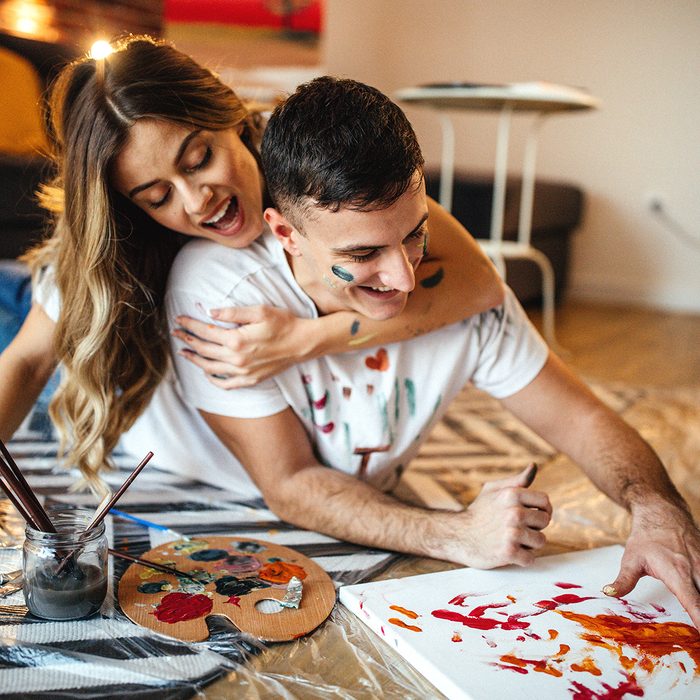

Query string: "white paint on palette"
[339, 545, 700, 700]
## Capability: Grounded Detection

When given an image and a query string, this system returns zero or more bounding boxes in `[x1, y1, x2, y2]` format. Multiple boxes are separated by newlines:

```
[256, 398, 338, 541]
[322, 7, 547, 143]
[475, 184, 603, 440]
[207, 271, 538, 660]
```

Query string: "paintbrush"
[109, 508, 191, 541]
[55, 451, 154, 577]
[108, 548, 199, 582]
[0, 441, 55, 532]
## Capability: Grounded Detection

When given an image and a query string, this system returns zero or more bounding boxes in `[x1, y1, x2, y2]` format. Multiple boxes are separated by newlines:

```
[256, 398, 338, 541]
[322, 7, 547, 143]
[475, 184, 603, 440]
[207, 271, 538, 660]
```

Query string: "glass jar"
[23, 508, 108, 620]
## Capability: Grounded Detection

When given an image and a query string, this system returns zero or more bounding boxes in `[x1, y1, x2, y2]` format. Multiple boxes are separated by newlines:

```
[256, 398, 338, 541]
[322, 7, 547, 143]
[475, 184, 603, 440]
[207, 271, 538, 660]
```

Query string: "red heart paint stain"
[365, 348, 389, 371]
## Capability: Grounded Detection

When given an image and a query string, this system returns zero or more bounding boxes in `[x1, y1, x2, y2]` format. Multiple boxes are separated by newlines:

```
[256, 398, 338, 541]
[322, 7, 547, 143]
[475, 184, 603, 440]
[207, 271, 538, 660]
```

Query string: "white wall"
[323, 0, 700, 313]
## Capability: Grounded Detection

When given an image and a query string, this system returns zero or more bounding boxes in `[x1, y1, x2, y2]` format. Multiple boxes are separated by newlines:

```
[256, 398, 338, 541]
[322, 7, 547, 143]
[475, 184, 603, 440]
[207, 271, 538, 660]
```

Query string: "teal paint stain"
[404, 378, 416, 417]
[344, 422, 353, 465]
[332, 265, 354, 282]
[420, 267, 444, 289]
[378, 392, 394, 444]
[394, 378, 400, 422]
[350, 319, 360, 335]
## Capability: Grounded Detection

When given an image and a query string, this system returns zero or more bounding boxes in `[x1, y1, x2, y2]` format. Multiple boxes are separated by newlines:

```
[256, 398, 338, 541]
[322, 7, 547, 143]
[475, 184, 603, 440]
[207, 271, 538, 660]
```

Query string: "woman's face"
[112, 119, 265, 248]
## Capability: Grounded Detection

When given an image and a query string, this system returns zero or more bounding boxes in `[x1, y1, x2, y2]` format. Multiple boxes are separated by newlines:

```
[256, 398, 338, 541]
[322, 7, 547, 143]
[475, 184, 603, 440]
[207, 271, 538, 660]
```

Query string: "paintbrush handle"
[109, 548, 196, 581]
[0, 454, 54, 531]
[86, 452, 154, 534]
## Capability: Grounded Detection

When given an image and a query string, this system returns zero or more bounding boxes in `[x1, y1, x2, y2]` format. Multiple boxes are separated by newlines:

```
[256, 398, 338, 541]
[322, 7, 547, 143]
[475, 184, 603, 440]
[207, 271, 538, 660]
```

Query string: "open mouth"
[203, 197, 241, 233]
[359, 285, 401, 299]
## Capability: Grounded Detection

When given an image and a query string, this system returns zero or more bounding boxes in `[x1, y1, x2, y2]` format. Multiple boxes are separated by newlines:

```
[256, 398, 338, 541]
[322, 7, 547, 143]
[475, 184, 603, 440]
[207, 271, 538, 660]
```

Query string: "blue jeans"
[0, 262, 58, 434]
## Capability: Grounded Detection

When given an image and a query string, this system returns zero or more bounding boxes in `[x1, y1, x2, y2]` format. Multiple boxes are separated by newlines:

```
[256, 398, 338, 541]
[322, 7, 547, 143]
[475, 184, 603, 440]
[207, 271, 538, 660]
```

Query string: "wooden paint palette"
[117, 536, 336, 642]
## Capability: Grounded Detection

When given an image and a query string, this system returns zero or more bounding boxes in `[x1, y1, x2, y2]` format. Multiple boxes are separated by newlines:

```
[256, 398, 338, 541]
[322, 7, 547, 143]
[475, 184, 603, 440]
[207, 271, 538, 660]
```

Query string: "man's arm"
[201, 407, 551, 569]
[502, 351, 700, 627]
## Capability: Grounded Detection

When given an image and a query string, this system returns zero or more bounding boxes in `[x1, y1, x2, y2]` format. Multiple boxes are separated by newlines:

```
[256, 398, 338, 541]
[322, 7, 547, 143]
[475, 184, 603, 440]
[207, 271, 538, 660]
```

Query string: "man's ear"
[264, 208, 303, 256]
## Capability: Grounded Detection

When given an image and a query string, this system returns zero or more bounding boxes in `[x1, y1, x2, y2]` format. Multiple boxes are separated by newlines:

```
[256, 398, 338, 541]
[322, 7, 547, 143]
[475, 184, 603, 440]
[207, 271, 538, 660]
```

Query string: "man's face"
[270, 172, 428, 321]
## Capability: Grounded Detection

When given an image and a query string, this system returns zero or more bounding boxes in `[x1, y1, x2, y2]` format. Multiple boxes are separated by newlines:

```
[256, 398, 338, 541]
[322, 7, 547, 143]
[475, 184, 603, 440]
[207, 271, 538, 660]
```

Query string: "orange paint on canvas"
[389, 605, 419, 619]
[560, 611, 700, 671]
[388, 617, 422, 632]
[499, 654, 563, 678]
[571, 656, 602, 676]
[548, 628, 559, 640]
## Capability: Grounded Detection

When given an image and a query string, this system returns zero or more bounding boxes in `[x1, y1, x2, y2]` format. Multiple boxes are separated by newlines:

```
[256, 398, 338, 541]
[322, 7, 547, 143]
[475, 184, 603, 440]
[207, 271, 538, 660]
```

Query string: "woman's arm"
[173, 197, 505, 387]
[0, 304, 58, 440]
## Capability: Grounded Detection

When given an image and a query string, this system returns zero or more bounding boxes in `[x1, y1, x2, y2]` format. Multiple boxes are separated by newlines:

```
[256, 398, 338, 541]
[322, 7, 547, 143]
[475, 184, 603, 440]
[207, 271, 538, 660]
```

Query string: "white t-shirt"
[33, 269, 259, 497]
[166, 232, 549, 493]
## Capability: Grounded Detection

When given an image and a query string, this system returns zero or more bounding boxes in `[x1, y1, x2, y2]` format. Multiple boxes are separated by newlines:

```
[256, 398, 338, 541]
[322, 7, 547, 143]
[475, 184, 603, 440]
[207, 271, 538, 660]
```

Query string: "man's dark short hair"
[261, 76, 424, 226]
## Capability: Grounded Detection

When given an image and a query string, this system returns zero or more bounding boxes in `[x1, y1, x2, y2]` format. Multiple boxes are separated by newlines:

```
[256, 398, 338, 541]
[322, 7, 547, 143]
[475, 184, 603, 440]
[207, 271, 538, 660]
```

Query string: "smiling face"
[112, 119, 265, 247]
[266, 171, 428, 321]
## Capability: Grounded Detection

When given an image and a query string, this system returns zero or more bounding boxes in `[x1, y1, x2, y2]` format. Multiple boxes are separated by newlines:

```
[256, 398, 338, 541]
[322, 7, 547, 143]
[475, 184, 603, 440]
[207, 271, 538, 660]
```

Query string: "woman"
[0, 35, 503, 489]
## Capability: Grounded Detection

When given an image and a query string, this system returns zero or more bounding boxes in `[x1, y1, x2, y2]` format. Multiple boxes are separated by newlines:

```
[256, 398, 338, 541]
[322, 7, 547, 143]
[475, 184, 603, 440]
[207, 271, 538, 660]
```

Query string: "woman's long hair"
[24, 35, 262, 484]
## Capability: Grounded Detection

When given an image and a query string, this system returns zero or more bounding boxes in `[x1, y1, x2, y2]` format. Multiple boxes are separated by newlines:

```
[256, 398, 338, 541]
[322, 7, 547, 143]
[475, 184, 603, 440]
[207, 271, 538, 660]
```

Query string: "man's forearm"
[266, 464, 455, 560]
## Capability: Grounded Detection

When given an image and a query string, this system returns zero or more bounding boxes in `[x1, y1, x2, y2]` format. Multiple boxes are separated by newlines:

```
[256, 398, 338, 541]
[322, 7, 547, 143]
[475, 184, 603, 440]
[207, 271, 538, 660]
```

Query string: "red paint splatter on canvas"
[431, 608, 529, 631]
[569, 673, 644, 699]
[452, 632, 463, 643]
[153, 592, 212, 623]
[555, 582, 583, 590]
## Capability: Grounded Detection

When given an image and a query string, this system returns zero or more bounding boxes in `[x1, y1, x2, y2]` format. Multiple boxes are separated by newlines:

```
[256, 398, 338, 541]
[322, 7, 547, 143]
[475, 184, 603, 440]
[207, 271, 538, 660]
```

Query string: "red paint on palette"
[153, 592, 212, 623]
[227, 595, 241, 607]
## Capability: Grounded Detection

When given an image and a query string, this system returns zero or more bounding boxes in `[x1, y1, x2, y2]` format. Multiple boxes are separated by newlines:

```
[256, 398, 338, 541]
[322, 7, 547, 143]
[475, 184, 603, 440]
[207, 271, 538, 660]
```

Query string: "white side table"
[396, 82, 599, 346]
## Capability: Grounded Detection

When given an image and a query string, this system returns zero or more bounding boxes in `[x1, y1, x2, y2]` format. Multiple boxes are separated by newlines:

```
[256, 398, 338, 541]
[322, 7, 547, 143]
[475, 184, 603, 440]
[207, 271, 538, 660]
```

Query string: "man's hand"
[440, 464, 552, 569]
[604, 502, 700, 628]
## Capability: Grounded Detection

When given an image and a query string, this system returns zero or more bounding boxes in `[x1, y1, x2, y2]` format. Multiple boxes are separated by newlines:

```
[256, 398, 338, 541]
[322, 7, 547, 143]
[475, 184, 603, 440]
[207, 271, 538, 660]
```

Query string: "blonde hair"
[24, 35, 262, 483]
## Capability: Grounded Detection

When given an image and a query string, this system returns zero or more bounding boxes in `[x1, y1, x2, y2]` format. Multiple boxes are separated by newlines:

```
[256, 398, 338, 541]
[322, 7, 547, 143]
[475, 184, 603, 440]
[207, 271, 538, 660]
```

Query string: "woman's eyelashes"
[147, 146, 213, 209]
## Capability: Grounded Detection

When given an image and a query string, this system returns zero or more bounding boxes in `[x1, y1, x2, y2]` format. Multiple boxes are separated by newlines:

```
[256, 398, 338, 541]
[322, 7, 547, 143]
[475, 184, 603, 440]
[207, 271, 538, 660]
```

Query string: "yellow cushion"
[0, 46, 49, 155]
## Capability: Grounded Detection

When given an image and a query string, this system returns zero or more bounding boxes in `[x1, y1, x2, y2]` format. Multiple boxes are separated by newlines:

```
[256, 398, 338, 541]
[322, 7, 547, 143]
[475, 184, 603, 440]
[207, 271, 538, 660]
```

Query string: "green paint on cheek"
[404, 378, 416, 416]
[420, 266, 444, 289]
[422, 233, 429, 256]
[331, 265, 354, 282]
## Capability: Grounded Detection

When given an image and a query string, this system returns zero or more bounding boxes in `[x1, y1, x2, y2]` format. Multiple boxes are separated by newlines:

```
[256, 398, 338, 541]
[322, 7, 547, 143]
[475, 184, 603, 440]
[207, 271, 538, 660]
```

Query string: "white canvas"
[339, 545, 700, 699]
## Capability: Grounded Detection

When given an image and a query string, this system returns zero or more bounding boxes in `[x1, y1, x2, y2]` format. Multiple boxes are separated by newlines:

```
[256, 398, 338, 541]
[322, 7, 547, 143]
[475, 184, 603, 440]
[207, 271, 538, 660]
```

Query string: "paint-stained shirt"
[165, 231, 548, 492]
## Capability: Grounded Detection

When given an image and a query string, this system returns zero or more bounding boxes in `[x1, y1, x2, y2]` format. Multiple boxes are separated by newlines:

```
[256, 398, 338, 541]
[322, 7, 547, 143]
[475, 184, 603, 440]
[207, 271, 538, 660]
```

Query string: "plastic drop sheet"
[2, 381, 698, 699]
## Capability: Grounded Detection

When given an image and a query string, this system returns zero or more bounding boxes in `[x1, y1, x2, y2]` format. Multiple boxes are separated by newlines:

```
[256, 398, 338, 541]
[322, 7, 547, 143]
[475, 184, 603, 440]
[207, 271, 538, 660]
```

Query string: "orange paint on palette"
[388, 617, 422, 632]
[571, 656, 602, 676]
[560, 611, 700, 671]
[499, 654, 563, 678]
[389, 605, 419, 619]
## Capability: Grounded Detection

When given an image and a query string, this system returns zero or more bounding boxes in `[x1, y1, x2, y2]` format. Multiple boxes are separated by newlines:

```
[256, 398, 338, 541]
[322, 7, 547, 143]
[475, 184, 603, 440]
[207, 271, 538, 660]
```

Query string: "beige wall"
[324, 0, 700, 312]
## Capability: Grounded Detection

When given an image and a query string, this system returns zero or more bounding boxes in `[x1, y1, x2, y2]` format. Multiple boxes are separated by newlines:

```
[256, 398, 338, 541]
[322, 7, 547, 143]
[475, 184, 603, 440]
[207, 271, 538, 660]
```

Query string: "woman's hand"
[172, 306, 316, 388]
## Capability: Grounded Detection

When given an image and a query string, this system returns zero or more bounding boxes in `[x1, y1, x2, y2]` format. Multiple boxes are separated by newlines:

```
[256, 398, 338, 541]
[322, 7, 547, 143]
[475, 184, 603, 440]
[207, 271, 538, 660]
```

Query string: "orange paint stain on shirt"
[388, 617, 423, 632]
[571, 656, 603, 676]
[499, 654, 563, 678]
[559, 611, 700, 672]
[389, 605, 419, 619]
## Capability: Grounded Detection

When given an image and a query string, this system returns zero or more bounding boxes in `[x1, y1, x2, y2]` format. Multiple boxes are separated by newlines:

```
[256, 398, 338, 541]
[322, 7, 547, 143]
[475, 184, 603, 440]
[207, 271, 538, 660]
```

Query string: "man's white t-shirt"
[165, 232, 549, 492]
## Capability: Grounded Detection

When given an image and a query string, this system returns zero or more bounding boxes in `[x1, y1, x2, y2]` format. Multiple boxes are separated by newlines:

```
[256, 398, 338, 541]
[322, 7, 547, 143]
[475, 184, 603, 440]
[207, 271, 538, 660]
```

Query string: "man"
[167, 77, 700, 627]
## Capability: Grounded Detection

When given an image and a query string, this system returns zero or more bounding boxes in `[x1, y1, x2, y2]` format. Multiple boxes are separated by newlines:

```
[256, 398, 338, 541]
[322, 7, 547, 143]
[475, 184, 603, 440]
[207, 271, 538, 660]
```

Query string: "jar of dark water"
[23, 508, 108, 620]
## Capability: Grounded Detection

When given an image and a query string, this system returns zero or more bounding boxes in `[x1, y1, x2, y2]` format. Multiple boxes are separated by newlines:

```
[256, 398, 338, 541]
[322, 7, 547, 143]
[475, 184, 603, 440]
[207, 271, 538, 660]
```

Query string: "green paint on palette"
[420, 266, 444, 288]
[331, 265, 354, 282]
[350, 319, 360, 335]
[404, 378, 416, 416]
